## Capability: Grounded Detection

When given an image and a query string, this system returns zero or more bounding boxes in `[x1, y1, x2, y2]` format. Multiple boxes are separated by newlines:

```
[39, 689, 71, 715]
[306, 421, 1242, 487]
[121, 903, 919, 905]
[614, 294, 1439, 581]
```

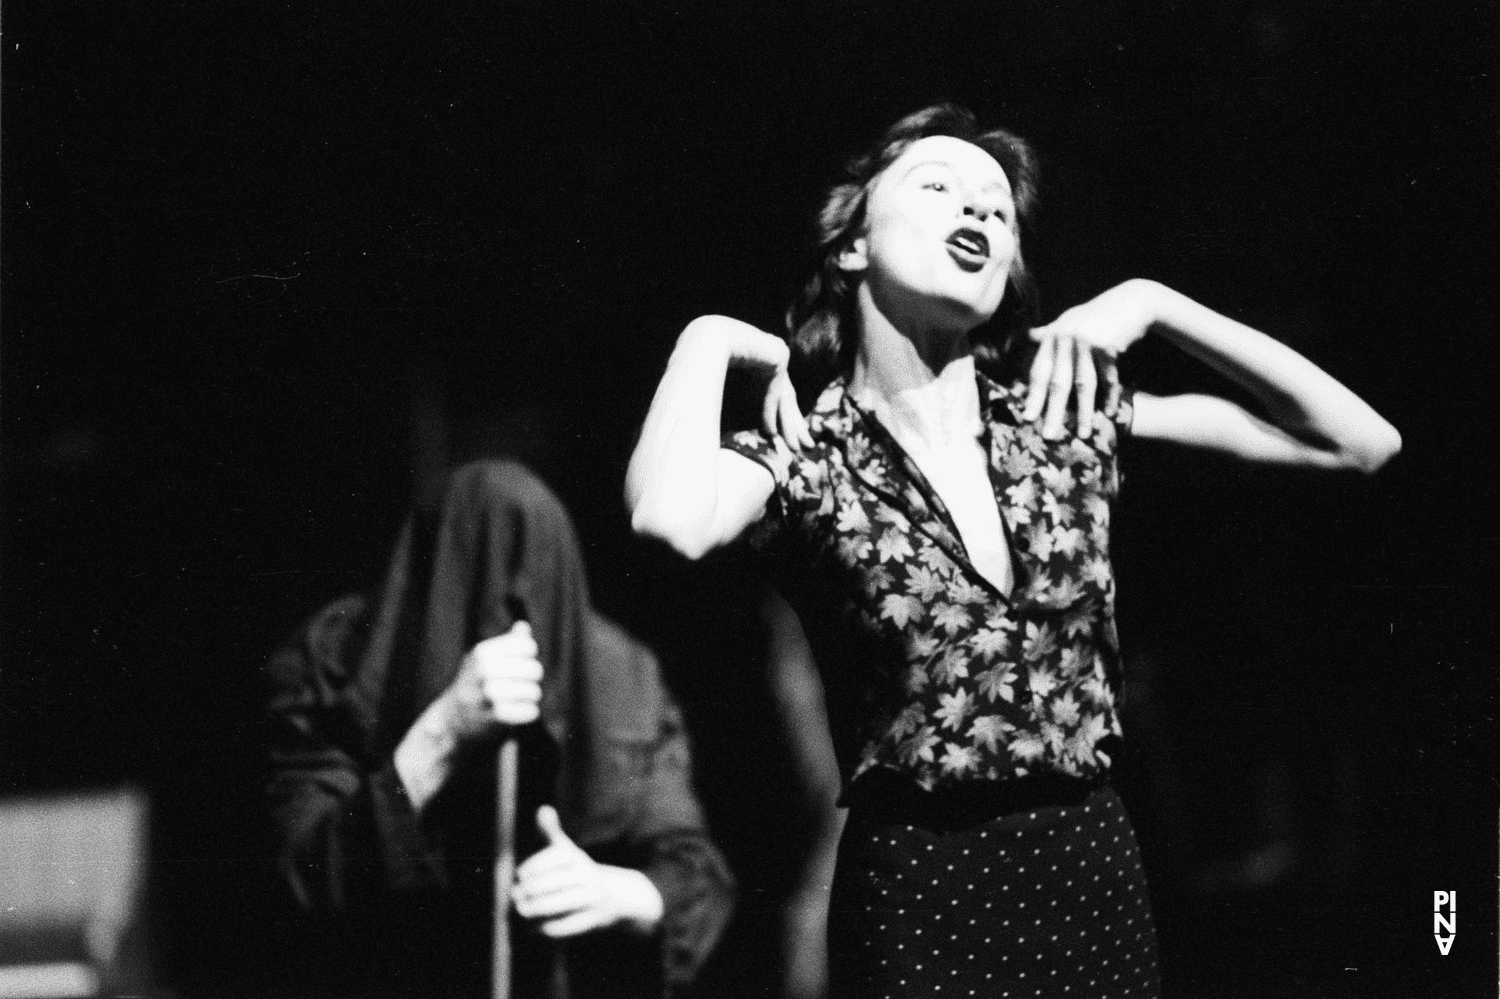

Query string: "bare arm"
[625, 315, 808, 559]
[1033, 279, 1402, 473]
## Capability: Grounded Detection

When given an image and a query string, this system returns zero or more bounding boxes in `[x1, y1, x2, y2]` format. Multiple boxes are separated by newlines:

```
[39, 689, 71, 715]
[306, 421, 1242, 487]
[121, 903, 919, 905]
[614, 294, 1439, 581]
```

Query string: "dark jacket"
[263, 461, 734, 998]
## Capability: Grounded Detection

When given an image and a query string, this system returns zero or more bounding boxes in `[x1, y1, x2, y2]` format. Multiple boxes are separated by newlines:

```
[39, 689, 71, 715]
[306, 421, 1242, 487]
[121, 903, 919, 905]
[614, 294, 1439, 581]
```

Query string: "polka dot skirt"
[828, 783, 1160, 999]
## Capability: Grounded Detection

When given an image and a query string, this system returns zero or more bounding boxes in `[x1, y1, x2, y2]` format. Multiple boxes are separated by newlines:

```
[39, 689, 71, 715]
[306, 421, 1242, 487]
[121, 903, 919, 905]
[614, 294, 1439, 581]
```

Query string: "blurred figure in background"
[263, 461, 733, 998]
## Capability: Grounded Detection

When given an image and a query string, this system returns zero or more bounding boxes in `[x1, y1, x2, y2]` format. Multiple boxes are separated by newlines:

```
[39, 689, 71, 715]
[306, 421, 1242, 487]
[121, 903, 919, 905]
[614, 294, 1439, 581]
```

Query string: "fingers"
[467, 624, 544, 726]
[1026, 333, 1105, 438]
[1023, 332, 1058, 422]
[1041, 333, 1075, 438]
[516, 811, 584, 882]
[516, 877, 598, 918]
[761, 374, 780, 439]
[535, 805, 571, 847]
[515, 879, 603, 933]
[514, 858, 657, 938]
[539, 909, 608, 939]
[516, 846, 580, 884]
[481, 676, 542, 725]
[1074, 338, 1098, 437]
[469, 623, 539, 667]
[775, 374, 813, 451]
[514, 842, 604, 933]
[762, 372, 811, 451]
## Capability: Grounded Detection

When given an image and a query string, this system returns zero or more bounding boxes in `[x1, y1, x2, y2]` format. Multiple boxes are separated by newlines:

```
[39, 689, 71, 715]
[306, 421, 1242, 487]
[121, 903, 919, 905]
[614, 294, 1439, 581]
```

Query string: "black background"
[3, 2, 1497, 996]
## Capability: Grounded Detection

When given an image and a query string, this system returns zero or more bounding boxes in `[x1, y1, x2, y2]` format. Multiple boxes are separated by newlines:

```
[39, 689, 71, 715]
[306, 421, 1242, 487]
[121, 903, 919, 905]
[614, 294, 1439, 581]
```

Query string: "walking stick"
[488, 598, 529, 999]
[492, 734, 520, 999]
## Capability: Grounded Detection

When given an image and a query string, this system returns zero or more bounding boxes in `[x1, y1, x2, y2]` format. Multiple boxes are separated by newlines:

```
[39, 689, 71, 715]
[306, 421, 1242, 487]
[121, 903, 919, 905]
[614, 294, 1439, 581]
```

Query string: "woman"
[626, 104, 1399, 997]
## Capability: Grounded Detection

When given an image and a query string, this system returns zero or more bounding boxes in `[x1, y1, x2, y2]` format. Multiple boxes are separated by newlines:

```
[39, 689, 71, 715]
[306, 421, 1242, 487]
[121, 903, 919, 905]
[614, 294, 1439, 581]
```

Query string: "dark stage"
[3, 3, 1497, 996]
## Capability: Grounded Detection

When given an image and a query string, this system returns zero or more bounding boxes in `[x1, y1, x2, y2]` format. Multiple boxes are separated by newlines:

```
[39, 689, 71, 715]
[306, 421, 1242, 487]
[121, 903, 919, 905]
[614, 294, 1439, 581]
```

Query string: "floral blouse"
[724, 368, 1133, 792]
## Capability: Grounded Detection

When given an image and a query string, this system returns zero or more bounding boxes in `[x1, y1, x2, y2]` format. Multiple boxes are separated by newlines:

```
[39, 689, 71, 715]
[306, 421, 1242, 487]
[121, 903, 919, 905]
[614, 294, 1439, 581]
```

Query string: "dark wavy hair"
[785, 104, 1041, 397]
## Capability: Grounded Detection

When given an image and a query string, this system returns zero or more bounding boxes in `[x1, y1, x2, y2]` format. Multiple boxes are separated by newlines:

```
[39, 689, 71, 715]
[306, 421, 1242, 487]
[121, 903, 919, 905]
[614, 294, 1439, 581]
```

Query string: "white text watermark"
[1433, 891, 1455, 955]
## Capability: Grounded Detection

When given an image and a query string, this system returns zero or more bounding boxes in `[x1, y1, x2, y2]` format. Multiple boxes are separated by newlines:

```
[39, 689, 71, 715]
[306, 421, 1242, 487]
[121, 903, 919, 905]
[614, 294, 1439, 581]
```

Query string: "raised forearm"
[626, 320, 736, 554]
[1144, 280, 1402, 471]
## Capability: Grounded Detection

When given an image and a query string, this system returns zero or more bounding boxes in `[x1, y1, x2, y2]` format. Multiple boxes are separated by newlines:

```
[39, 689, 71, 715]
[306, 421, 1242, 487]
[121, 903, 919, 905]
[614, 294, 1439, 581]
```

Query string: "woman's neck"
[850, 292, 985, 453]
[851, 285, 975, 399]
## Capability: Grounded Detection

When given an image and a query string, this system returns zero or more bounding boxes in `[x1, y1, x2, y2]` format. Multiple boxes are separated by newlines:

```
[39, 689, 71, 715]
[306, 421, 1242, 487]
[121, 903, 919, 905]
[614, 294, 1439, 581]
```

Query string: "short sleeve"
[721, 428, 818, 551]
[723, 428, 793, 489]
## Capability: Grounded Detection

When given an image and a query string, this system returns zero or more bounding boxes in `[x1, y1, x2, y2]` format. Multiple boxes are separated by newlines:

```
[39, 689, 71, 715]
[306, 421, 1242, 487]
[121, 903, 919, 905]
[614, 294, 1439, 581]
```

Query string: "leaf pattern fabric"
[724, 369, 1133, 792]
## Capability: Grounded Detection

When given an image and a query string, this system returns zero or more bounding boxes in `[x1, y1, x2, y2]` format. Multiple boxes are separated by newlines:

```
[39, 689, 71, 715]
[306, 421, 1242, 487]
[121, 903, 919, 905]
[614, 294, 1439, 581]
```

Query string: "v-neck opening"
[843, 383, 1023, 603]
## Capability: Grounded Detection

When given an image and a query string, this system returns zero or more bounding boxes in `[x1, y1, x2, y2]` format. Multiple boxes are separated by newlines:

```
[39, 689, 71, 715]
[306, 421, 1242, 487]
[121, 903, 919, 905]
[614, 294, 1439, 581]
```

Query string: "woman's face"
[841, 135, 1018, 332]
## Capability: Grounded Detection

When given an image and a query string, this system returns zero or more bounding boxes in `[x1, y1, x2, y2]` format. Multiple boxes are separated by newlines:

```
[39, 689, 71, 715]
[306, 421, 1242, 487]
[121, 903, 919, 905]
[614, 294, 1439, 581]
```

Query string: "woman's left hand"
[1023, 332, 1110, 438]
[1023, 279, 1161, 437]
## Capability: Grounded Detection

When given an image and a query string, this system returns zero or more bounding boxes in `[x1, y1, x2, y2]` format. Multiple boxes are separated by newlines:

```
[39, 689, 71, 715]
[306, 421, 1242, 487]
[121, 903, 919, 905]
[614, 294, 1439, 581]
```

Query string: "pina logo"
[1433, 891, 1456, 955]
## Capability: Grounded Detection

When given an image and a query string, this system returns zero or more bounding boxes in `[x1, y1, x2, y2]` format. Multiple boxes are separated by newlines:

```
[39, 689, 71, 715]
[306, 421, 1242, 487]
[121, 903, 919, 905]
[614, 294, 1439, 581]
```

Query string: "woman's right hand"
[683, 316, 812, 451]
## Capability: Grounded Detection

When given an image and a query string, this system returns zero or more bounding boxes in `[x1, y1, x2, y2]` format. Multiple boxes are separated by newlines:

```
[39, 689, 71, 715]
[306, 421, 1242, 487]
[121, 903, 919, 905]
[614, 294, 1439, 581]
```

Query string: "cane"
[488, 600, 528, 999]
[492, 733, 520, 999]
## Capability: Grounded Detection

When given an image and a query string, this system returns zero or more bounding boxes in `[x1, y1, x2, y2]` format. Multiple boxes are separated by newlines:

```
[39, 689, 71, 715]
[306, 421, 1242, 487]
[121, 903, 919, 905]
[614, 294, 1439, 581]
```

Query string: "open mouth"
[945, 227, 990, 270]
